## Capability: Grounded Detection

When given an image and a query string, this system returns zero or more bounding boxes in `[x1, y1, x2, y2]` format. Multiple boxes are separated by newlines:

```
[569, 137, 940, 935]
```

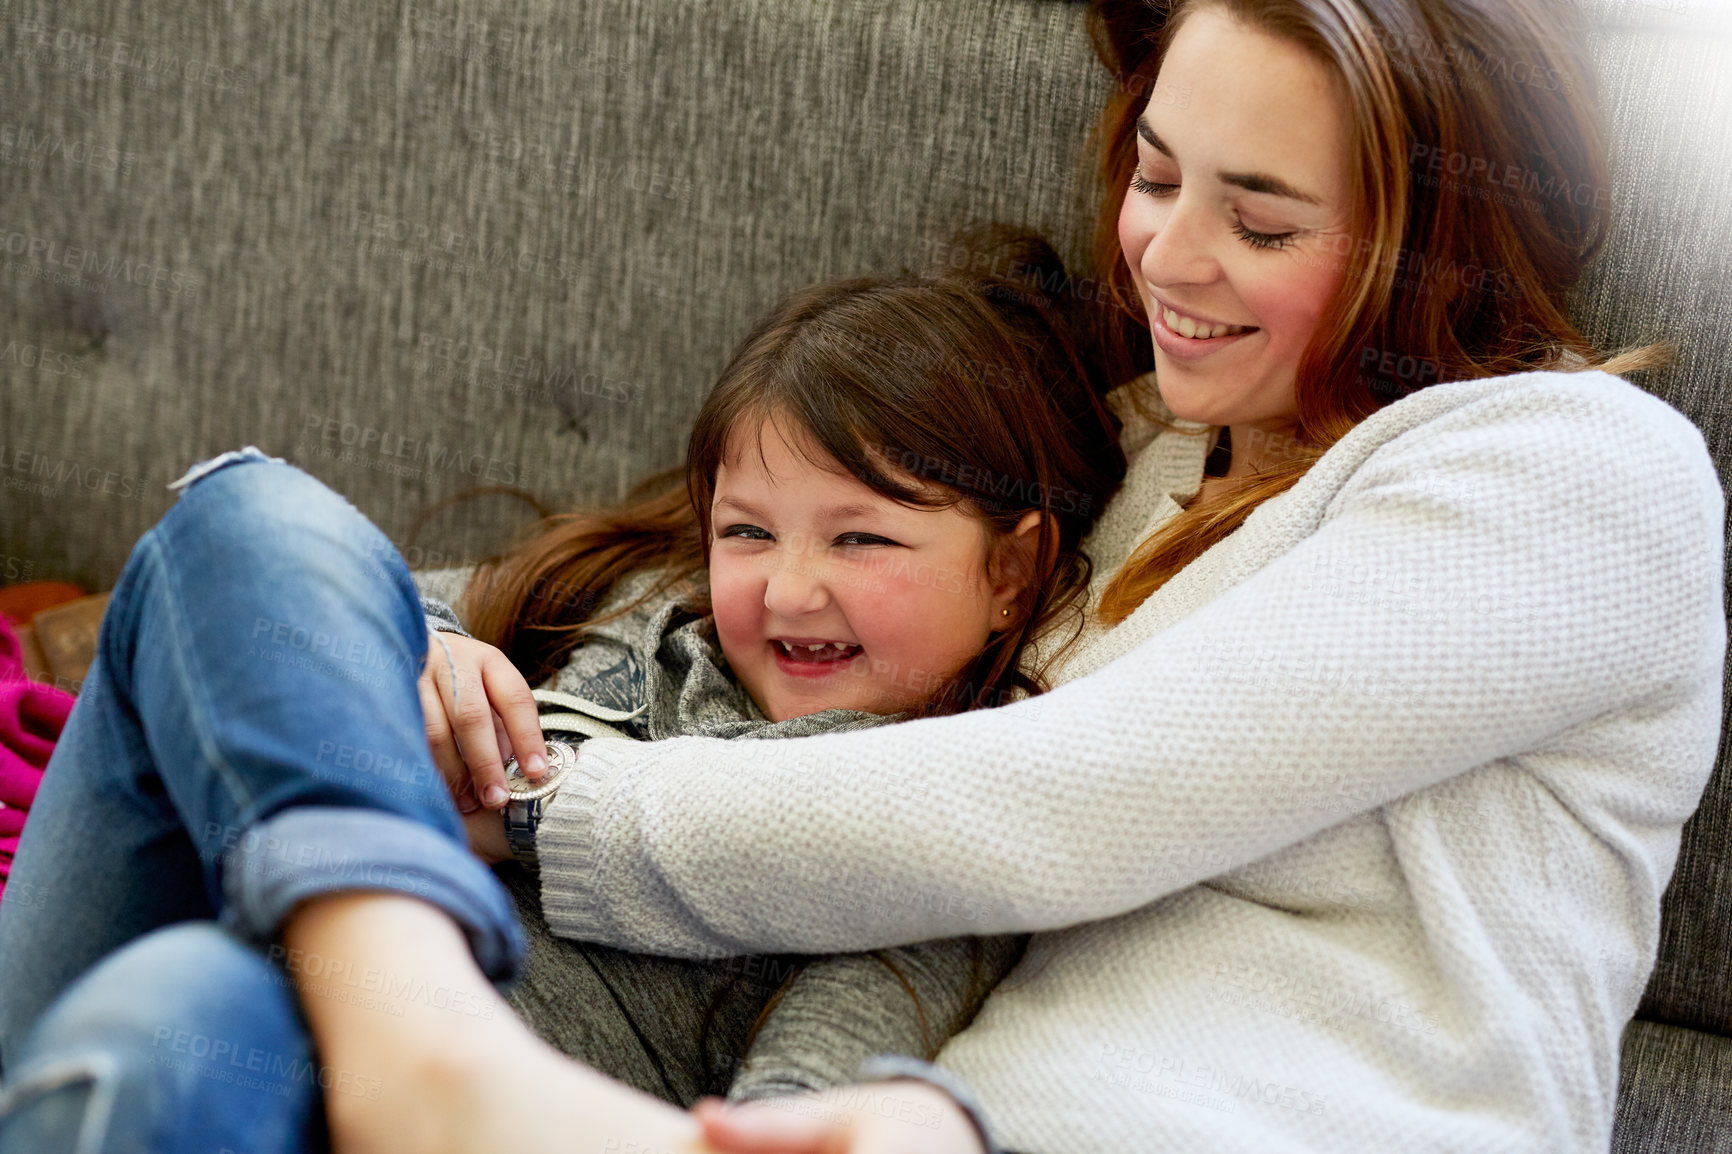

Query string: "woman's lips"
[1151, 304, 1259, 361]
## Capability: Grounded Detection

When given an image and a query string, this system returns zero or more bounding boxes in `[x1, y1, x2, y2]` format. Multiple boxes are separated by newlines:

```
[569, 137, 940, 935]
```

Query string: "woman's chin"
[1150, 373, 1227, 427]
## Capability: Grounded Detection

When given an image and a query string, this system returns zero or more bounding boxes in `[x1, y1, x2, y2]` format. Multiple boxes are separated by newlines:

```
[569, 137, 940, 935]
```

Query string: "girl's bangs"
[715, 372, 964, 514]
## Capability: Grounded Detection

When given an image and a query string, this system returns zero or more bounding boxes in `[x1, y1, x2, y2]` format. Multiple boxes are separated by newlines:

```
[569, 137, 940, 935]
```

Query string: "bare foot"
[329, 1010, 711, 1154]
[285, 892, 713, 1154]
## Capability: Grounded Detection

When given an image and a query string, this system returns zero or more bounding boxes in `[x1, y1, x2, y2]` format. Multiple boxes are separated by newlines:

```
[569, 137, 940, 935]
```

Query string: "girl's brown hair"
[461, 227, 1127, 716]
[1084, 0, 1673, 624]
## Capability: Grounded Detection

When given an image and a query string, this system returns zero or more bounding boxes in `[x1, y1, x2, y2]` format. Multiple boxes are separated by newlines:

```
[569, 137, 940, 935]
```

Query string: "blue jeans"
[0, 448, 525, 1154]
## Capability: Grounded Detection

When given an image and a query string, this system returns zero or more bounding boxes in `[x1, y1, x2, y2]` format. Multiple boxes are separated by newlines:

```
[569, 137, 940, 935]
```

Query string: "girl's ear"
[989, 510, 1051, 628]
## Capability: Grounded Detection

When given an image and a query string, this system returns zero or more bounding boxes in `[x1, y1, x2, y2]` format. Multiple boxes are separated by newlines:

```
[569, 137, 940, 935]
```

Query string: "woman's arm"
[537, 373, 1725, 957]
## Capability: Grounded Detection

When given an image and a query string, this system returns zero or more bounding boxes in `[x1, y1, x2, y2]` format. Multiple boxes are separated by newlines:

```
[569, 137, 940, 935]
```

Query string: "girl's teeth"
[1162, 307, 1249, 340]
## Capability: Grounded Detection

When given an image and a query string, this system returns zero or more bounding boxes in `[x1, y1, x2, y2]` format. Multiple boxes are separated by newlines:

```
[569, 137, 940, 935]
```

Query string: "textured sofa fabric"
[2, 0, 1729, 1147]
[0, 0, 1109, 583]
[1612, 1021, 1732, 1153]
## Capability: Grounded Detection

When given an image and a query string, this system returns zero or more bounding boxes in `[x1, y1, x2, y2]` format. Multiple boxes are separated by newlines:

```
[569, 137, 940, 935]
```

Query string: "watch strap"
[503, 793, 549, 869]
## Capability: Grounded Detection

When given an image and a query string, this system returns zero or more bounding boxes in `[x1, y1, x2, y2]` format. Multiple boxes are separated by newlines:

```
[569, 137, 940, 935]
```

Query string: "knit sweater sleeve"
[536, 373, 1727, 956]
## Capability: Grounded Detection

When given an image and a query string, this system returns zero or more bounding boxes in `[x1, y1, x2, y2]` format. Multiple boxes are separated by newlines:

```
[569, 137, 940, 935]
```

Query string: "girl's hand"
[418, 627, 549, 816]
[692, 1081, 988, 1154]
[461, 805, 512, 865]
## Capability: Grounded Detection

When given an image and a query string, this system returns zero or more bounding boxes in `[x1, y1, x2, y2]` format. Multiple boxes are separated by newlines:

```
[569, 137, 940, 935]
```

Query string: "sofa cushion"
[1612, 1019, 1732, 1152]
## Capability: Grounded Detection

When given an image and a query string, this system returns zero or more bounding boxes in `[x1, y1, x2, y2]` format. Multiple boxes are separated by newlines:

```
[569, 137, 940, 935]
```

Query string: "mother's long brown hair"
[1085, 0, 1673, 624]
[461, 228, 1127, 714]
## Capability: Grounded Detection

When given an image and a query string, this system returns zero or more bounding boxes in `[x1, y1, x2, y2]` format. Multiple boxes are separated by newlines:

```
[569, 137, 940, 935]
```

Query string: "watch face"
[504, 740, 575, 801]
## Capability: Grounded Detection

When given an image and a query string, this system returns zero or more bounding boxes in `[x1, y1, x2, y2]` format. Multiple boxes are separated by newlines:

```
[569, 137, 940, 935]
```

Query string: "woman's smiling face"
[1118, 4, 1357, 439]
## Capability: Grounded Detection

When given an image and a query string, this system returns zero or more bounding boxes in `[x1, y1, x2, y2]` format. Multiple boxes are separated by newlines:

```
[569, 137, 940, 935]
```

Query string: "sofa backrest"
[1, 0, 1728, 1037]
[1550, 0, 1732, 1039]
[0, 0, 1110, 582]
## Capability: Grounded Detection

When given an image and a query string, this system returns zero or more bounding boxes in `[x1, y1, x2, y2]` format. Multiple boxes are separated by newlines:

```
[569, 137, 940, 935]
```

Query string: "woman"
[2, 2, 1721, 1154]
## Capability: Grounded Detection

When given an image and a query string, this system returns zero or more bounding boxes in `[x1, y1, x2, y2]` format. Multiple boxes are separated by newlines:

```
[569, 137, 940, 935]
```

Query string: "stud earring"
[1001, 607, 1011, 617]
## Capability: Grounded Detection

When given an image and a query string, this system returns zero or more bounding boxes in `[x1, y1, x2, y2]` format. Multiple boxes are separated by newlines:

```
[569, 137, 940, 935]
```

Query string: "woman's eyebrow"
[1136, 114, 1324, 206]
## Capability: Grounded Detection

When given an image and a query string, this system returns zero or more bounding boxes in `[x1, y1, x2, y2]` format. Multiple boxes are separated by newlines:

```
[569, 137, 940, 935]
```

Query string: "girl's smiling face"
[708, 412, 1029, 723]
[1118, 4, 1356, 442]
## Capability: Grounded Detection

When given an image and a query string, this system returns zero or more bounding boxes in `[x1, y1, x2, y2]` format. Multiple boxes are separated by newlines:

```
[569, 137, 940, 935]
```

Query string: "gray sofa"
[2, 0, 1729, 1147]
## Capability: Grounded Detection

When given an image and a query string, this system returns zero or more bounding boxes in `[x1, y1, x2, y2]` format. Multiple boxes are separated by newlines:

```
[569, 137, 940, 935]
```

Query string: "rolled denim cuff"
[218, 807, 526, 987]
[855, 1054, 1003, 1154]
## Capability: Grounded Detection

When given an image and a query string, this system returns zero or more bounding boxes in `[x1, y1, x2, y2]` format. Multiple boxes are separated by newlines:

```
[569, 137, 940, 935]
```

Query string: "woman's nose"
[1139, 194, 1217, 290]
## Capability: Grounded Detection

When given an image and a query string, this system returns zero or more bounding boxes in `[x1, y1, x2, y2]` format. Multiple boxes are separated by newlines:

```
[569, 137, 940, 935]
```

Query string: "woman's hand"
[693, 1080, 988, 1154]
[418, 627, 549, 817]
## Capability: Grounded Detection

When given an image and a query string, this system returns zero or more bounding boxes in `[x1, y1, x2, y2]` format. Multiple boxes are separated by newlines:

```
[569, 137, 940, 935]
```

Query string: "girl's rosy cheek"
[863, 588, 948, 657]
[706, 562, 759, 643]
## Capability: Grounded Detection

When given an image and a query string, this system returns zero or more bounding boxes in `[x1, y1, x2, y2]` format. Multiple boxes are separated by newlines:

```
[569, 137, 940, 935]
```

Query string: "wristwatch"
[501, 739, 577, 870]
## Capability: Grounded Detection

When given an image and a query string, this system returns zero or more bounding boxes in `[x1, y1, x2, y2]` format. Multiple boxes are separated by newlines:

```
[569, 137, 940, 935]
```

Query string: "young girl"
[0, 229, 1125, 1154]
[413, 228, 1129, 1106]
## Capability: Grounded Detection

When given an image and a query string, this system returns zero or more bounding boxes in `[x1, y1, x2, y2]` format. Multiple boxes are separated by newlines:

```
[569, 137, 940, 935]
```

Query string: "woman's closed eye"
[1129, 171, 1299, 251]
[1130, 171, 1179, 198]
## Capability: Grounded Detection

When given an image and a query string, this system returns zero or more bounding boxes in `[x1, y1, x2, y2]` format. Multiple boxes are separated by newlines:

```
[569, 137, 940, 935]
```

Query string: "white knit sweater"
[538, 369, 1726, 1153]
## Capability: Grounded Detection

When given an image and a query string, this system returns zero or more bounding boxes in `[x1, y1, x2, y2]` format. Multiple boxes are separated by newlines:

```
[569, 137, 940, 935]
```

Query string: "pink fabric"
[0, 615, 75, 902]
